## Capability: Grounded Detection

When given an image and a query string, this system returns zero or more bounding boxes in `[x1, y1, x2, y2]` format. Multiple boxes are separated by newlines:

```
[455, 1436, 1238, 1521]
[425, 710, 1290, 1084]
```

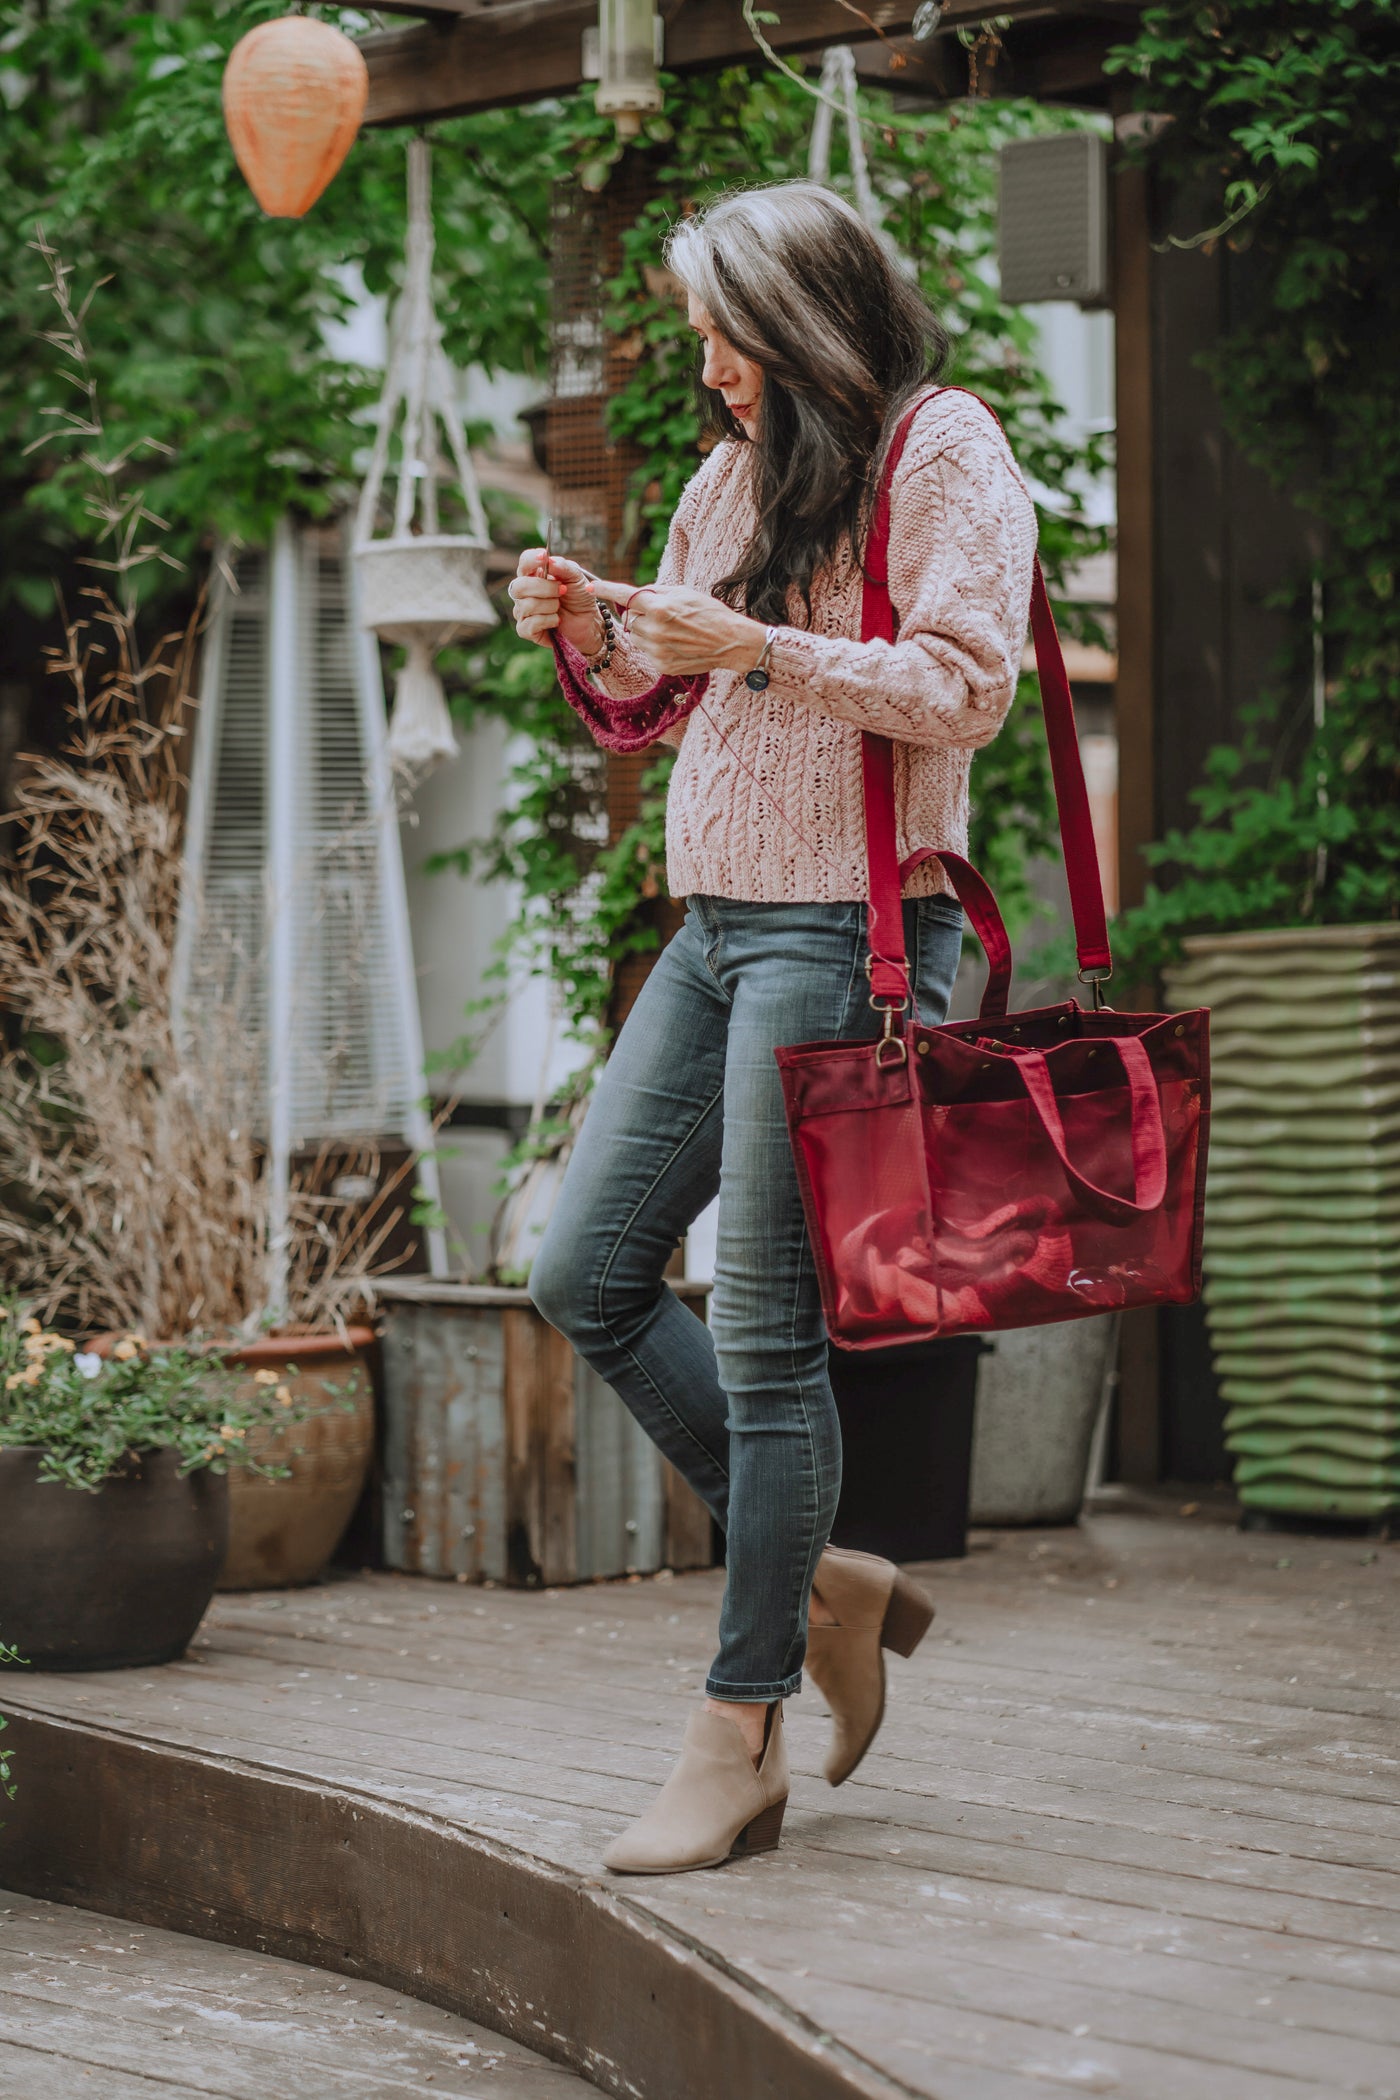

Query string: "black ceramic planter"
[829, 1334, 989, 1562]
[0, 1447, 228, 1671]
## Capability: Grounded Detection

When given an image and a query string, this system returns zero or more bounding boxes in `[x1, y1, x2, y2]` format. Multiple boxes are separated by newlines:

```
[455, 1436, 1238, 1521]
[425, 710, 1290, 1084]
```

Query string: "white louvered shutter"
[174, 515, 447, 1303]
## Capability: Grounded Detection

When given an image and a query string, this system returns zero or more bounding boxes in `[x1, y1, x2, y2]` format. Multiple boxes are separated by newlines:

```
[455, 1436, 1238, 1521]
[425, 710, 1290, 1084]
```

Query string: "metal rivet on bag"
[917, 1040, 930, 1055]
[1174, 1023, 1185, 1036]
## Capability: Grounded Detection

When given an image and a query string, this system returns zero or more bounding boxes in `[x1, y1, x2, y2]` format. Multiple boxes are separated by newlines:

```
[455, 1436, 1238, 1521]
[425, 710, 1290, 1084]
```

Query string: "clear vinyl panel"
[922, 1074, 1204, 1336]
[779, 1049, 943, 1349]
[779, 1012, 1208, 1350]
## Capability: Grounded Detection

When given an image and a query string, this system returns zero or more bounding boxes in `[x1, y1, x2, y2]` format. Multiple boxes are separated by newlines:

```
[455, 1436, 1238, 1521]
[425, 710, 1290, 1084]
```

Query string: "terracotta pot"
[0, 1448, 228, 1672]
[222, 17, 368, 220]
[216, 1329, 376, 1590]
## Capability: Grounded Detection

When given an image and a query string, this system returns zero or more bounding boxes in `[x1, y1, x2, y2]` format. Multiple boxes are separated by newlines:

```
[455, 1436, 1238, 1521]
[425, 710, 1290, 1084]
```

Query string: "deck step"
[0, 1887, 593, 2097]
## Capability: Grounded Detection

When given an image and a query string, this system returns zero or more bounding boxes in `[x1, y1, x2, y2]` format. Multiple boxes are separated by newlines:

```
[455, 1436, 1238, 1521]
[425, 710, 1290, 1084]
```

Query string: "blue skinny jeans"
[530, 893, 963, 1702]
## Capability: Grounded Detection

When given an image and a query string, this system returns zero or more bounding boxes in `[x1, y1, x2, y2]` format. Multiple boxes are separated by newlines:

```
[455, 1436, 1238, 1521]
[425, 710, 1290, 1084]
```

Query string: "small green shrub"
[0, 1297, 355, 1493]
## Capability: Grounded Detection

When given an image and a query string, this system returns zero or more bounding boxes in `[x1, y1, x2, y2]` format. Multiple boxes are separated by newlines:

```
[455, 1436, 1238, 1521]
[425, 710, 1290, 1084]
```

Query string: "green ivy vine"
[1106, 0, 1400, 963]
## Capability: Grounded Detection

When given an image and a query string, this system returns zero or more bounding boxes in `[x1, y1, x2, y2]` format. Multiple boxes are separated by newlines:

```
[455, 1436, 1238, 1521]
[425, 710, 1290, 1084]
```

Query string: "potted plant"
[0, 1301, 346, 1668]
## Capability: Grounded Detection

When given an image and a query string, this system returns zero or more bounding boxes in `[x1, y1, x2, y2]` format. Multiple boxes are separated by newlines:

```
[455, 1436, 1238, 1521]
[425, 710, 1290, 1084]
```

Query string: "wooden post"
[1111, 146, 1161, 1484]
[544, 153, 687, 1035]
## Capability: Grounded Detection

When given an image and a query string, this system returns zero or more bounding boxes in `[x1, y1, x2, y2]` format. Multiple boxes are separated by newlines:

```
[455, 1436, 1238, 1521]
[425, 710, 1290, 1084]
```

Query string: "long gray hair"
[665, 180, 950, 627]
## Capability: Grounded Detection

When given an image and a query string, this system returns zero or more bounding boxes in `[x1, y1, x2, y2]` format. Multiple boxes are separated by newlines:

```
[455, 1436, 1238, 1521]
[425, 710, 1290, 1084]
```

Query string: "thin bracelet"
[744, 625, 779, 691]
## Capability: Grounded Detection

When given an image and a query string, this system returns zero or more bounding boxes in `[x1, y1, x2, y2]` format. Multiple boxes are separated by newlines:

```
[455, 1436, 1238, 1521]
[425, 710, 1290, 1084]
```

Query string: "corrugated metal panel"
[376, 1281, 714, 1583]
[574, 1355, 665, 1580]
[381, 1300, 509, 1580]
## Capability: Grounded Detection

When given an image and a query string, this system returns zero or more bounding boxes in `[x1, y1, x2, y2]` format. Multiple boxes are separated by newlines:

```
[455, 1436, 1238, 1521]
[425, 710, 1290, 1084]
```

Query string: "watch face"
[744, 669, 771, 690]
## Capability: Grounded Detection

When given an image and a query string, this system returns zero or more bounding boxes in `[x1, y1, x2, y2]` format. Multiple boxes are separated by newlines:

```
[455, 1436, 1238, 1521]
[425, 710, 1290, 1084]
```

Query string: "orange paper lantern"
[222, 17, 368, 219]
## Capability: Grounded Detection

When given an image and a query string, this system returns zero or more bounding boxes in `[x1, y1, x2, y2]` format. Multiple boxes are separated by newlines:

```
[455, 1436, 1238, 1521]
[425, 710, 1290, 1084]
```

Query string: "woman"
[510, 180, 1036, 1875]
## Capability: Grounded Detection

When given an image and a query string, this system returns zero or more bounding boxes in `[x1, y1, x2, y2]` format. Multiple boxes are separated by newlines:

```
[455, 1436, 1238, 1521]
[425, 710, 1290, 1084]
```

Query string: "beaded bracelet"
[585, 598, 618, 677]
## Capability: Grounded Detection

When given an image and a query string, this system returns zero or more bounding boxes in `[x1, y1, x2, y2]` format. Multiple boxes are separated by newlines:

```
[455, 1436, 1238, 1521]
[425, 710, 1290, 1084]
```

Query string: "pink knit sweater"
[566, 388, 1037, 903]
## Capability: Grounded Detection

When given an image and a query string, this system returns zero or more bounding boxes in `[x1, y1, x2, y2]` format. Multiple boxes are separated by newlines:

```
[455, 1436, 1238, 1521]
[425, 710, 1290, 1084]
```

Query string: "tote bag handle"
[861, 388, 1113, 1012]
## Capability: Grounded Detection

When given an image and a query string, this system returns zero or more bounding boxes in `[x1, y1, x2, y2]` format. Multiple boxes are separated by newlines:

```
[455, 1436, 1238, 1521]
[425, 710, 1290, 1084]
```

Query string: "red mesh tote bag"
[775, 391, 1211, 1352]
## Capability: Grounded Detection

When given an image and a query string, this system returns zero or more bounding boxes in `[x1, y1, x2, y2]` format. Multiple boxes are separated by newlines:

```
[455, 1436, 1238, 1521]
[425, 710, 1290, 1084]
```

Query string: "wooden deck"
[0, 1888, 593, 2097]
[2, 1496, 1398, 2099]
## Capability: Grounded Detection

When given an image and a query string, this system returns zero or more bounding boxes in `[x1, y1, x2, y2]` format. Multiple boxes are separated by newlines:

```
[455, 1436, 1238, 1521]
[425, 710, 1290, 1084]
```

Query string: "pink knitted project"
[553, 388, 1038, 903]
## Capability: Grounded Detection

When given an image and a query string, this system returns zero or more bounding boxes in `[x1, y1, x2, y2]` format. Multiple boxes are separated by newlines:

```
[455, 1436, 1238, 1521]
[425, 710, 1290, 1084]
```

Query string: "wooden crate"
[374, 1280, 715, 1586]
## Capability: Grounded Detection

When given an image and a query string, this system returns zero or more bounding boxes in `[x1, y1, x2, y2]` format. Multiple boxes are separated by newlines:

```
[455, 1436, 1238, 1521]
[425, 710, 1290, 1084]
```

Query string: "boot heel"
[732, 1796, 786, 1856]
[881, 1570, 935, 1658]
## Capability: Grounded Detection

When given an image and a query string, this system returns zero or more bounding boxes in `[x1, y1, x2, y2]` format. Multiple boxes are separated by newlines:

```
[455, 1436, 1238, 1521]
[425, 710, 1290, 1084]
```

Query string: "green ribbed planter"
[1165, 925, 1400, 1522]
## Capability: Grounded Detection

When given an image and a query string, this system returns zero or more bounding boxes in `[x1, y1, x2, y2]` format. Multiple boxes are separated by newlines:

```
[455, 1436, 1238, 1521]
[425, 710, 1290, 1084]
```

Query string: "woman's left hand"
[586, 579, 766, 678]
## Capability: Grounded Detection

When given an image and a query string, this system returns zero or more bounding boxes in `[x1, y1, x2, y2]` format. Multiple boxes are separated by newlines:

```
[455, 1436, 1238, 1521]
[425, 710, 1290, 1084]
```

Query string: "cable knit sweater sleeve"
[577, 442, 736, 709]
[760, 392, 1036, 750]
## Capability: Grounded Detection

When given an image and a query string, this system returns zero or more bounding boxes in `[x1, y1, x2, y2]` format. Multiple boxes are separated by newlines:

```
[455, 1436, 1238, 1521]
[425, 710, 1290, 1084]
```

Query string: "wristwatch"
[745, 625, 780, 691]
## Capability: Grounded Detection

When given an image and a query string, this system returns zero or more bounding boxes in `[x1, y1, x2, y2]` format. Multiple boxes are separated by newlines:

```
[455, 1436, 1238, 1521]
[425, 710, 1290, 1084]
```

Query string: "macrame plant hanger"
[805, 44, 924, 287]
[807, 44, 883, 235]
[353, 136, 497, 775]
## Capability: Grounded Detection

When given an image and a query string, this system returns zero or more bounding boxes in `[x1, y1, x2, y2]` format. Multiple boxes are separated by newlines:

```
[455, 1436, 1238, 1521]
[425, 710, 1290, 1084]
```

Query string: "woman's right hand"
[509, 549, 606, 655]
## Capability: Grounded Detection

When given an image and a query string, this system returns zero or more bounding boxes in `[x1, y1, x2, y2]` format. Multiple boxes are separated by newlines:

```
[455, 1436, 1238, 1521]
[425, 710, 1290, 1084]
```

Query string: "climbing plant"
[434, 62, 1112, 1083]
[1105, 0, 1400, 963]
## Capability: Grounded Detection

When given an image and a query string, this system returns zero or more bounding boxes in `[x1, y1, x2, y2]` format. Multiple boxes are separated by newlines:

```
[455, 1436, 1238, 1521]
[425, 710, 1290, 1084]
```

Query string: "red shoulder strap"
[860, 387, 1113, 1008]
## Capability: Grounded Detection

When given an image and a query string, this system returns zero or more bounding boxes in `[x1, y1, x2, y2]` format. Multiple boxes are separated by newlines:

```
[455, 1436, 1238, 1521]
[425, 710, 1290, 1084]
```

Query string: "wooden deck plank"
[3, 1506, 1397, 2100]
[35, 1662, 1399, 1922]
[72, 1611, 1400, 1821]
[0, 1890, 595, 2097]
[154, 1656, 1400, 1851]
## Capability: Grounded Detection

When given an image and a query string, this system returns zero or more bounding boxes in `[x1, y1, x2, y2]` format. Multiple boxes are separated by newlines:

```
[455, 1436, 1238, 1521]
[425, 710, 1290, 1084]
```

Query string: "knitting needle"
[541, 524, 642, 624]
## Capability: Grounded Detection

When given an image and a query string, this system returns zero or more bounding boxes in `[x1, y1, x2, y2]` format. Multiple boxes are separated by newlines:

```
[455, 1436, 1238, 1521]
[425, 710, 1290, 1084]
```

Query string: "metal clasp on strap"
[870, 995, 909, 1067]
[1077, 965, 1113, 1012]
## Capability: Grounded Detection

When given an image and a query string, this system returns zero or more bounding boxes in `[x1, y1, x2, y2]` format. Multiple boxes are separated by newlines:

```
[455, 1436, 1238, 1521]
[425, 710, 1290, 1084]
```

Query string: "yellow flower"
[112, 1340, 139, 1362]
[252, 1369, 280, 1386]
[275, 1384, 292, 1405]
[23, 1334, 48, 1357]
[21, 1317, 41, 1336]
[49, 1337, 76, 1353]
[5, 1371, 26, 1390]
[219, 1424, 245, 1439]
[21, 1364, 42, 1387]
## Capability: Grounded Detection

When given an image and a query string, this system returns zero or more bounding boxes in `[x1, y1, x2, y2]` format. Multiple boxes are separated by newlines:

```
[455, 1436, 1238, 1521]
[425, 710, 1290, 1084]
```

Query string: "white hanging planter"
[355, 536, 496, 641]
[353, 137, 497, 775]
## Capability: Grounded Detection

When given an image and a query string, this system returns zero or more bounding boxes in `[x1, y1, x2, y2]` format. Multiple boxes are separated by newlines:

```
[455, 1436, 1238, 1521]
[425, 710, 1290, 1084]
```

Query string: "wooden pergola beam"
[850, 12, 1135, 106]
[361, 0, 1128, 127]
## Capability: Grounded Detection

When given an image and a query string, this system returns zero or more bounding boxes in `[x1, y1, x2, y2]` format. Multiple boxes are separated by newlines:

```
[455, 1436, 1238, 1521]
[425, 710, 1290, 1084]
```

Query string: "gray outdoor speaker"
[998, 133, 1110, 306]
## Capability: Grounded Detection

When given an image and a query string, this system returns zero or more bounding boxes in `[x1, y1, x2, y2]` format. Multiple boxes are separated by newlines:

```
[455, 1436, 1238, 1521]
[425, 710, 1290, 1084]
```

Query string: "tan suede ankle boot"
[804, 1546, 934, 1786]
[602, 1702, 788, 1875]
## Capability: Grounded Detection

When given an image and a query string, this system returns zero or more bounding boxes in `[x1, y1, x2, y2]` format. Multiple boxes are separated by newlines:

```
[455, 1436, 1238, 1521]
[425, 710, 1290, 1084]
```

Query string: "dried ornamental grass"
[0, 234, 426, 1341]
